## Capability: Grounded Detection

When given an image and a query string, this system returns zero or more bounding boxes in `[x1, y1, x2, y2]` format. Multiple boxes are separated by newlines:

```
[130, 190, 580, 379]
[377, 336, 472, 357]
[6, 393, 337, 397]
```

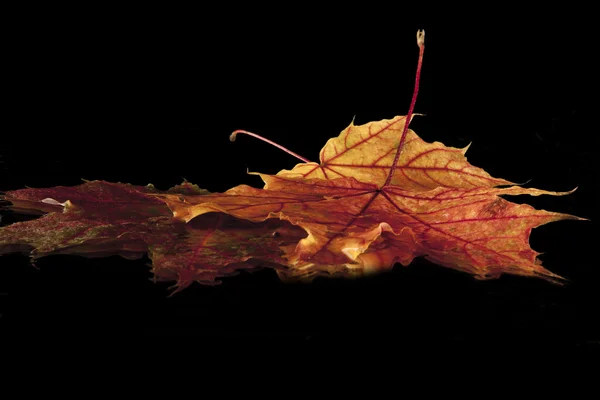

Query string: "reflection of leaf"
[0, 181, 307, 292]
[0, 30, 585, 292]
[0, 181, 171, 258]
[150, 214, 306, 293]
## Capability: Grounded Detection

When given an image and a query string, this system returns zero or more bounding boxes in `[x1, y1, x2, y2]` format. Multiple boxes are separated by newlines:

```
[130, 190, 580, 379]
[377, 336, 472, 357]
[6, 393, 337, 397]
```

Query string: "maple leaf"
[272, 115, 514, 191]
[0, 30, 585, 291]
[158, 172, 580, 284]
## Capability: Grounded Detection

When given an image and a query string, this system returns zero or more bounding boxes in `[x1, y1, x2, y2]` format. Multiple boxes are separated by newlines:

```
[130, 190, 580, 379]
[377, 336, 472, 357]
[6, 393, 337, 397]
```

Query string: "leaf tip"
[569, 214, 590, 222]
[534, 268, 569, 285]
[461, 142, 472, 155]
[553, 186, 581, 196]
[41, 198, 66, 207]
[510, 178, 533, 187]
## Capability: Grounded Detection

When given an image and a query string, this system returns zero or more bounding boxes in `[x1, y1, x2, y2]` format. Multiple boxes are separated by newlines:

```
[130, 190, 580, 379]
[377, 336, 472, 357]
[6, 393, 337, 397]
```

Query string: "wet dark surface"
[3, 10, 596, 356]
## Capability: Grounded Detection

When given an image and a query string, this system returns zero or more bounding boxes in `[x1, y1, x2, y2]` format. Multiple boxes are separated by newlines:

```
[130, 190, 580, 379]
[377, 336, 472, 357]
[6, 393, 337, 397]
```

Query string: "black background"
[2, 6, 597, 355]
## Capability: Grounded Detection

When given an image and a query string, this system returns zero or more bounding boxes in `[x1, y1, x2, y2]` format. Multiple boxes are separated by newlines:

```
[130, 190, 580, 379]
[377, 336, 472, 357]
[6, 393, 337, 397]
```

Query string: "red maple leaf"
[0, 30, 584, 292]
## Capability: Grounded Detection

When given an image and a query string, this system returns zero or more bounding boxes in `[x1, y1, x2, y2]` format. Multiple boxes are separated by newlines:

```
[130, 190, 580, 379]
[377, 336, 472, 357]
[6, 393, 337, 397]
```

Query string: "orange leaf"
[0, 29, 586, 292]
[276, 115, 514, 191]
[159, 172, 583, 283]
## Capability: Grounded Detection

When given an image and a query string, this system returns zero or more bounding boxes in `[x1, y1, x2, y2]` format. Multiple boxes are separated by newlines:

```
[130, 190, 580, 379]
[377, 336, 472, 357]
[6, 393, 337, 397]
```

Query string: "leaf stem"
[230, 130, 312, 163]
[383, 29, 426, 187]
